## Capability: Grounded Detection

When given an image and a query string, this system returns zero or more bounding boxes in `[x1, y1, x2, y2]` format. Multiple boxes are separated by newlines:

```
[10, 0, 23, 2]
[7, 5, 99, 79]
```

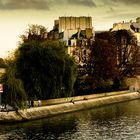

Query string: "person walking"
[31, 98, 34, 107]
[38, 100, 41, 107]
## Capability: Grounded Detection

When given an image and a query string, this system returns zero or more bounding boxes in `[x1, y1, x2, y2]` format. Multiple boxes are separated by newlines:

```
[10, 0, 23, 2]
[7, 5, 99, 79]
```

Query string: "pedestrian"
[31, 98, 34, 107]
[28, 100, 31, 108]
[38, 100, 41, 107]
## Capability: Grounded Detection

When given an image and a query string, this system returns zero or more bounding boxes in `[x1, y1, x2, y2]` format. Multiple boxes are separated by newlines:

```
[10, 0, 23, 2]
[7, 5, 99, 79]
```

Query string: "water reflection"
[1, 100, 140, 140]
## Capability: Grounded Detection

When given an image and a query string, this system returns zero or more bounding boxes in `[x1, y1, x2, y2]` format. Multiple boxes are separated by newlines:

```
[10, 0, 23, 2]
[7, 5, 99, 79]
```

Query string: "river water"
[1, 99, 140, 140]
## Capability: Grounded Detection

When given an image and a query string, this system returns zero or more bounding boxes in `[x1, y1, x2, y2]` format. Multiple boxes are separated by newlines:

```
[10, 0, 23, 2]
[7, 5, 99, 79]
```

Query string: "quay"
[0, 91, 140, 123]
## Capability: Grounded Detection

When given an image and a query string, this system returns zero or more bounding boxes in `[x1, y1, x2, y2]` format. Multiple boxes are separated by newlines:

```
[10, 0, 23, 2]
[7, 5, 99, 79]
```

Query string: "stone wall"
[39, 90, 129, 106]
[1, 91, 140, 123]
[125, 76, 140, 92]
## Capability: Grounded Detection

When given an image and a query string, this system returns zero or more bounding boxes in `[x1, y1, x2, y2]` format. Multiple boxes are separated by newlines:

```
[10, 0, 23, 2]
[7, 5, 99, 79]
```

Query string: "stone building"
[48, 16, 95, 65]
[112, 17, 140, 46]
[58, 16, 92, 33]
[111, 17, 140, 76]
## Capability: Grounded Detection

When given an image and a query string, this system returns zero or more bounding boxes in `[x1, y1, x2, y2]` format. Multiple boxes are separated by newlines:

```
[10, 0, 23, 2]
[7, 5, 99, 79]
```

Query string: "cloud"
[96, 0, 140, 7]
[52, 0, 96, 7]
[120, 0, 140, 5]
[107, 10, 140, 19]
[68, 0, 96, 7]
[0, 0, 96, 10]
[106, 7, 115, 13]
[107, 0, 140, 6]
[0, 0, 49, 10]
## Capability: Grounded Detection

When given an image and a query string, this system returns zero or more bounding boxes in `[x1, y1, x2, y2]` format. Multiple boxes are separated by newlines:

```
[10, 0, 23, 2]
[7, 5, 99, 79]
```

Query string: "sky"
[0, 0, 140, 58]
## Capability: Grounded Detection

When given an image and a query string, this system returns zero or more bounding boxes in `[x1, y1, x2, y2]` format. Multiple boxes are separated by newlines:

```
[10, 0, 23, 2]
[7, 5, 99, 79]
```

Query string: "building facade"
[58, 16, 92, 33]
[111, 17, 140, 75]
[48, 16, 95, 65]
[112, 17, 140, 46]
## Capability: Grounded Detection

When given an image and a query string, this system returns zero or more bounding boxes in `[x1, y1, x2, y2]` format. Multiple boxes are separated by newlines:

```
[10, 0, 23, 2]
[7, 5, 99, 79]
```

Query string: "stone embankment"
[0, 91, 140, 123]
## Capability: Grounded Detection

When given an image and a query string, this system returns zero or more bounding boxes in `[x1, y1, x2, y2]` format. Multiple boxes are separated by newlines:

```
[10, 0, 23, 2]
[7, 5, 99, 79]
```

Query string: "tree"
[20, 24, 48, 43]
[88, 38, 117, 80]
[1, 24, 77, 108]
[111, 30, 138, 78]
[86, 30, 138, 92]
[63, 56, 77, 97]
[0, 58, 6, 68]
[85, 36, 117, 92]
[15, 40, 77, 99]
[1, 59, 27, 108]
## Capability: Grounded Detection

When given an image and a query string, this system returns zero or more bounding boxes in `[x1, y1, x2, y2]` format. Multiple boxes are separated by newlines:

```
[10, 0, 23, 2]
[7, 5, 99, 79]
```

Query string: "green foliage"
[1, 60, 27, 108]
[0, 58, 7, 68]
[20, 24, 48, 43]
[15, 40, 77, 99]
[1, 24, 77, 108]
[63, 56, 77, 97]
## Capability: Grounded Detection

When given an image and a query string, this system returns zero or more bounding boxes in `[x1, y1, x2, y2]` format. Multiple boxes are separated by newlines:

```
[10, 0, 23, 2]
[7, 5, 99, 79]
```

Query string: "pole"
[0, 84, 3, 106]
[0, 93, 1, 106]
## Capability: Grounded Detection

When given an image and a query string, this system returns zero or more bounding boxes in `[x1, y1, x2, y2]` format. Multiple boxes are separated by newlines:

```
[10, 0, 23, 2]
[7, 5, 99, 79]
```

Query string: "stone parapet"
[0, 91, 140, 123]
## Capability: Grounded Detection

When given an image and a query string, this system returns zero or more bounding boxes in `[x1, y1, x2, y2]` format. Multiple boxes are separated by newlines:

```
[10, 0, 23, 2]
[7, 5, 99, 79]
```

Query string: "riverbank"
[0, 91, 140, 123]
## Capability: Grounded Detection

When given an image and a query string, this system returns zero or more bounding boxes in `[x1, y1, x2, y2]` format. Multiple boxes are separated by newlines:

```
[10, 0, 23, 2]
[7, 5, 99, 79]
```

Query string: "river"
[1, 99, 140, 140]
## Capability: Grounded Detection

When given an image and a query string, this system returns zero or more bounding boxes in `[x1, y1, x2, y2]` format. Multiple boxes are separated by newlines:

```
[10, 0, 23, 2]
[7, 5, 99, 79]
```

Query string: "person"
[31, 98, 34, 107]
[38, 100, 41, 107]
[28, 100, 31, 108]
[0, 105, 4, 111]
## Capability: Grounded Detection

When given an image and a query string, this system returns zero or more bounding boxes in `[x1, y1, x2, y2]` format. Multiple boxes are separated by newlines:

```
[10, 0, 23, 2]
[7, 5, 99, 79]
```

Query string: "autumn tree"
[84, 33, 117, 92]
[111, 30, 138, 78]
[85, 30, 138, 92]
[88, 39, 117, 80]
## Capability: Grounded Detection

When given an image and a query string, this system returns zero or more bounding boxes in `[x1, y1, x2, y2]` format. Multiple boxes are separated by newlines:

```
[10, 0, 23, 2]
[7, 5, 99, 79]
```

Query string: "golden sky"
[0, 0, 140, 58]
